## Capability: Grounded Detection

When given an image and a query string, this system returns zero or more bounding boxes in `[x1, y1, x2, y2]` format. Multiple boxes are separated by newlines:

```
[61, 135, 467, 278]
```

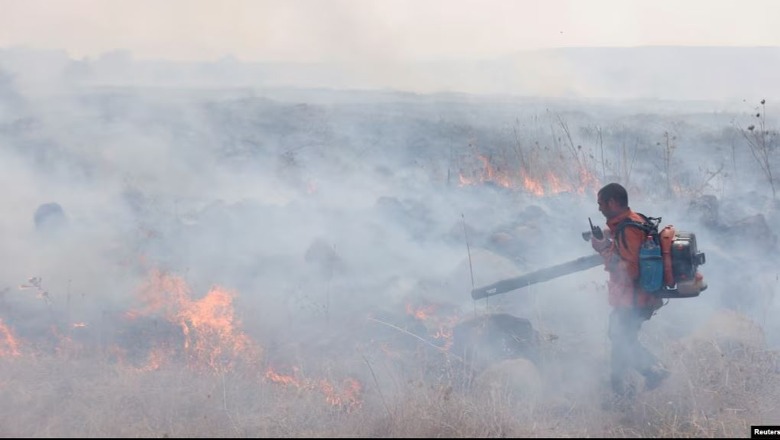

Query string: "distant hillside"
[539, 46, 780, 101]
[404, 46, 780, 101]
[1, 46, 779, 101]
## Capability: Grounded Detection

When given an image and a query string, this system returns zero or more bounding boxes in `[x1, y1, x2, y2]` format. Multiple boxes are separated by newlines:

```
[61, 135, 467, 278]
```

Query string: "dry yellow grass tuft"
[473, 357, 542, 403]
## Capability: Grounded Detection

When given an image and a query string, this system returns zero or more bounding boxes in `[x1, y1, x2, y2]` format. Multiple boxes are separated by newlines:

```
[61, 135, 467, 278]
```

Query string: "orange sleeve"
[618, 225, 644, 281]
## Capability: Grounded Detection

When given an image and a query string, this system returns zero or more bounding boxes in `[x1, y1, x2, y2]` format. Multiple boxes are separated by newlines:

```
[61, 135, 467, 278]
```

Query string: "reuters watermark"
[752, 426, 780, 439]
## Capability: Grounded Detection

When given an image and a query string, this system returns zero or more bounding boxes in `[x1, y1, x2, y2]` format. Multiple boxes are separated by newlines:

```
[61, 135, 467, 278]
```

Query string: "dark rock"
[688, 194, 720, 229]
[33, 202, 68, 234]
[304, 237, 344, 277]
[725, 213, 777, 254]
[450, 313, 540, 373]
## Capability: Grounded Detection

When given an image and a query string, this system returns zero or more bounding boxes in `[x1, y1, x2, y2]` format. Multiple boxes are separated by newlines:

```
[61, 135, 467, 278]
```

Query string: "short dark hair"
[598, 183, 628, 208]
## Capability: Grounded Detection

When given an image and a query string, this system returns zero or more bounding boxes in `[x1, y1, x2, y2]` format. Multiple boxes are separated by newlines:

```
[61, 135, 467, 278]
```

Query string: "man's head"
[597, 183, 629, 220]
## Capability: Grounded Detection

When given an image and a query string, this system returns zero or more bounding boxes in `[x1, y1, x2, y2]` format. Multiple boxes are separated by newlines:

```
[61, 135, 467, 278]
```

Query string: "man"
[590, 183, 670, 397]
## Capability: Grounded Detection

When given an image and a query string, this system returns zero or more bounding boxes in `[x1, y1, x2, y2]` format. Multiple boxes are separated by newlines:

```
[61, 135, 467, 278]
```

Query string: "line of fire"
[0, 157, 604, 416]
[455, 151, 601, 196]
[0, 268, 367, 413]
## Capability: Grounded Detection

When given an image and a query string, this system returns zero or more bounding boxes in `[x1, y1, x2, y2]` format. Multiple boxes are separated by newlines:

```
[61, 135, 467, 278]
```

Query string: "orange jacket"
[599, 209, 664, 309]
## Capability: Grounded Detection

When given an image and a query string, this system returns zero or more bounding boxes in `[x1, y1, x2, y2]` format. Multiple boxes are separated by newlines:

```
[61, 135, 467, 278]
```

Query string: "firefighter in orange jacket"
[591, 183, 670, 396]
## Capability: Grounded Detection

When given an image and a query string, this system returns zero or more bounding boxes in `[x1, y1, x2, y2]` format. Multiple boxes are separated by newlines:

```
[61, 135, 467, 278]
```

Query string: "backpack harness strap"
[612, 213, 662, 304]
[612, 213, 662, 250]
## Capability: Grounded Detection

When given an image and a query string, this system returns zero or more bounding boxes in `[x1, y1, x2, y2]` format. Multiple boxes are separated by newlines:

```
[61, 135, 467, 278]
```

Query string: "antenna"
[461, 213, 478, 315]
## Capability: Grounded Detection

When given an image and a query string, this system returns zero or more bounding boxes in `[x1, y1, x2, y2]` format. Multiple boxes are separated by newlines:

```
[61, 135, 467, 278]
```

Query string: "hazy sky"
[2, 0, 780, 63]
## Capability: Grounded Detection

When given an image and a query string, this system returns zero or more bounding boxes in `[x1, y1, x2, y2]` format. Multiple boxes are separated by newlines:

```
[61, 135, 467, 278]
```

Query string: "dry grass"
[0, 267, 775, 438]
[1, 315, 775, 439]
[624, 311, 779, 438]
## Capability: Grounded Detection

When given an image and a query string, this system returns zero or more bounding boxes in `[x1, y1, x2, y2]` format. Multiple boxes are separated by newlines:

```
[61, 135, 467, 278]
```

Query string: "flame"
[265, 367, 363, 412]
[547, 171, 564, 193]
[0, 319, 20, 357]
[457, 151, 601, 197]
[458, 155, 515, 189]
[578, 167, 601, 194]
[404, 302, 459, 350]
[405, 303, 437, 320]
[265, 367, 303, 386]
[1, 267, 265, 373]
[458, 173, 474, 186]
[522, 173, 545, 196]
[136, 347, 169, 372]
[178, 287, 253, 370]
[477, 155, 514, 188]
[319, 378, 362, 409]
[50, 324, 90, 359]
[433, 326, 454, 343]
[123, 310, 142, 320]
[132, 268, 260, 372]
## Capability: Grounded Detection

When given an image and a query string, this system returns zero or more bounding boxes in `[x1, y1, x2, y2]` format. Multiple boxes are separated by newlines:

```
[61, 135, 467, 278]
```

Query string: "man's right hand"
[591, 229, 612, 253]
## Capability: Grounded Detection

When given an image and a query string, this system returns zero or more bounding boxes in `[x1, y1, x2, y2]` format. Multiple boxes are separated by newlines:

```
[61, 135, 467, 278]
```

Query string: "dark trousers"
[608, 306, 659, 393]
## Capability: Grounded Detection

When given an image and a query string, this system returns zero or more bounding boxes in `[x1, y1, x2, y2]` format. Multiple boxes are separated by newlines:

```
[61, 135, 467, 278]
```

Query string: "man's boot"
[601, 373, 635, 411]
[642, 362, 671, 390]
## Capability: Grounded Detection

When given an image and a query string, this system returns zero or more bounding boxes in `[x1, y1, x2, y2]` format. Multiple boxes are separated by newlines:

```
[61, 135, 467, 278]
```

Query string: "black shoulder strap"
[613, 213, 662, 249]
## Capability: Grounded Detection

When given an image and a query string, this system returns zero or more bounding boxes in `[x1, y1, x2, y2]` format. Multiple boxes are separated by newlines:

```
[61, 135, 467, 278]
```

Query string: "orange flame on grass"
[133, 269, 259, 372]
[578, 167, 601, 195]
[405, 302, 459, 350]
[458, 173, 474, 186]
[137, 347, 168, 372]
[319, 378, 362, 409]
[0, 319, 20, 357]
[522, 173, 545, 196]
[457, 151, 602, 197]
[458, 155, 514, 189]
[478, 156, 514, 188]
[265, 367, 303, 386]
[265, 367, 363, 412]
[405, 303, 437, 320]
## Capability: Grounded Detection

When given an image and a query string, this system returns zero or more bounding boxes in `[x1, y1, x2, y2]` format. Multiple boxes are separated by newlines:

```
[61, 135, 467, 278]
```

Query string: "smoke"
[0, 47, 779, 435]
